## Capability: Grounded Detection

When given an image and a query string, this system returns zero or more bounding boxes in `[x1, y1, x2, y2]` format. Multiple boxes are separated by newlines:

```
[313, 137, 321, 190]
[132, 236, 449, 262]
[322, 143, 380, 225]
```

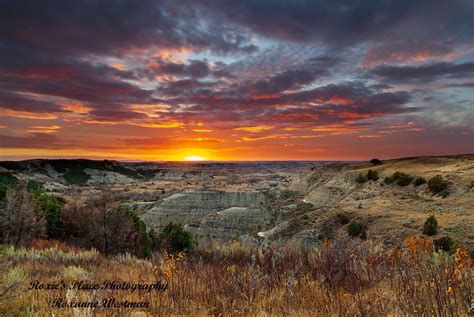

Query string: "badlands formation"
[1, 155, 473, 252]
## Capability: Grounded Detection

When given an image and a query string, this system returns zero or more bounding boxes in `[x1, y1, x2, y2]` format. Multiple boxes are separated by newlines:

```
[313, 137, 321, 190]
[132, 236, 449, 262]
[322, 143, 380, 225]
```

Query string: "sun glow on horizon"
[184, 155, 207, 161]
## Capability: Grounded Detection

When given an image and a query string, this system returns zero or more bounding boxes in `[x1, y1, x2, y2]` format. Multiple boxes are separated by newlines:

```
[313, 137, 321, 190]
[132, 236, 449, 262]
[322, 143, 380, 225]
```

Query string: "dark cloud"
[0, 43, 158, 121]
[0, 0, 256, 57]
[144, 59, 234, 80]
[158, 81, 416, 128]
[199, 0, 474, 48]
[154, 60, 211, 78]
[370, 62, 474, 83]
[0, 133, 62, 149]
[445, 83, 474, 88]
[0, 90, 64, 113]
[250, 68, 328, 96]
[156, 79, 216, 97]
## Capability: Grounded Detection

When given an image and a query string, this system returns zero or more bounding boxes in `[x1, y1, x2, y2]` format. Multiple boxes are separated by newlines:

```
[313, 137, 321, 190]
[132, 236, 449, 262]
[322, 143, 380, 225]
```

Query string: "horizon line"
[1, 153, 472, 164]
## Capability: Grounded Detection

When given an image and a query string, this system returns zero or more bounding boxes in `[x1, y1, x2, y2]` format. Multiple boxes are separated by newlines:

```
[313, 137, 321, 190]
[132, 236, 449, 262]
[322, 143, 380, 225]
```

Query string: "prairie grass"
[0, 236, 472, 316]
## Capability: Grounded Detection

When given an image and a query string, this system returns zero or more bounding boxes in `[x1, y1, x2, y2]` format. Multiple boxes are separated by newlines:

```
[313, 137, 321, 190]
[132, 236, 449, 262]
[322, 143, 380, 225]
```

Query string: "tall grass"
[0, 236, 472, 316]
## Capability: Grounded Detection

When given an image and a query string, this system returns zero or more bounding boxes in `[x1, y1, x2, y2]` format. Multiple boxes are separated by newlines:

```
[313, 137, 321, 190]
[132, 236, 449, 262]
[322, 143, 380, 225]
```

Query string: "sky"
[0, 0, 473, 161]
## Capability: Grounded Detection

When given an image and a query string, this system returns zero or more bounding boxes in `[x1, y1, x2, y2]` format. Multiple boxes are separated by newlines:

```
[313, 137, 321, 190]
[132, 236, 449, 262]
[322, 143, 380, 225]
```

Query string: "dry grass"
[0, 236, 472, 316]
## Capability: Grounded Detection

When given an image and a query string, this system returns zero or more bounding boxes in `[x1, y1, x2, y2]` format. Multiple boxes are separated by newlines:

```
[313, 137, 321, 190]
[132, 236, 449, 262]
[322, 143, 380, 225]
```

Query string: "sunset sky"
[1, 1, 473, 161]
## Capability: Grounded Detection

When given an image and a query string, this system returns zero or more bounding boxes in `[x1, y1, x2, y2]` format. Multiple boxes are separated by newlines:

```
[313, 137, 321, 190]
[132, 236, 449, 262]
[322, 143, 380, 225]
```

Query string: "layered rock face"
[140, 190, 268, 239]
[189, 206, 269, 241]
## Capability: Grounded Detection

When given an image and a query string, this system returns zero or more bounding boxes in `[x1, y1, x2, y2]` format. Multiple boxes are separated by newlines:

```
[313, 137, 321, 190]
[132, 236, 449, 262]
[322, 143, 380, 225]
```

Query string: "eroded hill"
[0, 156, 472, 253]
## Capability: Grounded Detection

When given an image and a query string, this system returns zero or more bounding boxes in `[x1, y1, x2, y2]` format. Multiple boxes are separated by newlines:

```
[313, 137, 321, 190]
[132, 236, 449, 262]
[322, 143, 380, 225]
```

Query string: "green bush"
[428, 175, 449, 195]
[433, 236, 458, 254]
[0, 184, 7, 201]
[125, 209, 156, 257]
[0, 171, 18, 187]
[422, 215, 438, 236]
[367, 169, 379, 181]
[439, 189, 450, 198]
[355, 173, 367, 183]
[37, 193, 65, 239]
[160, 223, 194, 252]
[27, 180, 43, 193]
[396, 173, 413, 186]
[63, 169, 90, 185]
[413, 177, 427, 187]
[384, 176, 394, 184]
[347, 221, 366, 239]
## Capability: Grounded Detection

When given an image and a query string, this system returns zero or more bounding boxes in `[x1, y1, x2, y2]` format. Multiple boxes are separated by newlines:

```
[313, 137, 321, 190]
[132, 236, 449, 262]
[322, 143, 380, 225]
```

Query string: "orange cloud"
[184, 137, 223, 143]
[26, 125, 61, 134]
[234, 125, 274, 133]
[62, 103, 91, 114]
[242, 134, 323, 141]
[0, 109, 58, 120]
[109, 63, 127, 71]
[327, 96, 353, 105]
[358, 134, 381, 138]
[193, 129, 214, 132]
[133, 122, 183, 128]
[312, 125, 367, 132]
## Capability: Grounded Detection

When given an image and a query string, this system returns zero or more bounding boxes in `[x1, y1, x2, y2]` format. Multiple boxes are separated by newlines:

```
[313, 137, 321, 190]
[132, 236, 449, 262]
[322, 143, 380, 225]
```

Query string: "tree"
[423, 215, 438, 236]
[125, 208, 155, 257]
[62, 191, 156, 257]
[347, 221, 367, 239]
[160, 222, 194, 252]
[92, 190, 117, 255]
[0, 182, 45, 246]
[36, 193, 65, 239]
[370, 158, 382, 165]
[434, 236, 458, 254]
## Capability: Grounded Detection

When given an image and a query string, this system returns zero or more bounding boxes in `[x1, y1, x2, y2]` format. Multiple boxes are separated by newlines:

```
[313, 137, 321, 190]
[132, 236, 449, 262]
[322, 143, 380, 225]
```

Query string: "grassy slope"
[0, 238, 472, 316]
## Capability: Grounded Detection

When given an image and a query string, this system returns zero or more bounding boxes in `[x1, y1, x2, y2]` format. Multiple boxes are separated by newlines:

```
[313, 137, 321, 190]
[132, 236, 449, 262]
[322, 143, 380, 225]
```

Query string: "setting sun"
[184, 155, 207, 161]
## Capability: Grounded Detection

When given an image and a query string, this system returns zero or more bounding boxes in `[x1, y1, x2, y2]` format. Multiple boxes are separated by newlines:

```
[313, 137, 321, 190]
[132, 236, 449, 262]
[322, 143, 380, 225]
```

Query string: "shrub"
[396, 173, 413, 186]
[336, 212, 351, 225]
[27, 180, 43, 193]
[439, 189, 450, 198]
[0, 184, 7, 201]
[370, 158, 382, 165]
[422, 215, 438, 236]
[433, 236, 458, 254]
[61, 192, 156, 257]
[347, 221, 366, 239]
[413, 177, 427, 187]
[160, 222, 194, 252]
[0, 182, 45, 246]
[0, 171, 18, 187]
[367, 169, 379, 181]
[125, 208, 156, 257]
[428, 175, 448, 195]
[63, 169, 90, 185]
[355, 173, 367, 183]
[384, 176, 394, 184]
[36, 193, 65, 239]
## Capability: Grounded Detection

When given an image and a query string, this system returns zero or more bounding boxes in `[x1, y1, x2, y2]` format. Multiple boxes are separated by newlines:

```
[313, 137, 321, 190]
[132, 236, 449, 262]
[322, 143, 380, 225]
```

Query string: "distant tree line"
[0, 181, 194, 257]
